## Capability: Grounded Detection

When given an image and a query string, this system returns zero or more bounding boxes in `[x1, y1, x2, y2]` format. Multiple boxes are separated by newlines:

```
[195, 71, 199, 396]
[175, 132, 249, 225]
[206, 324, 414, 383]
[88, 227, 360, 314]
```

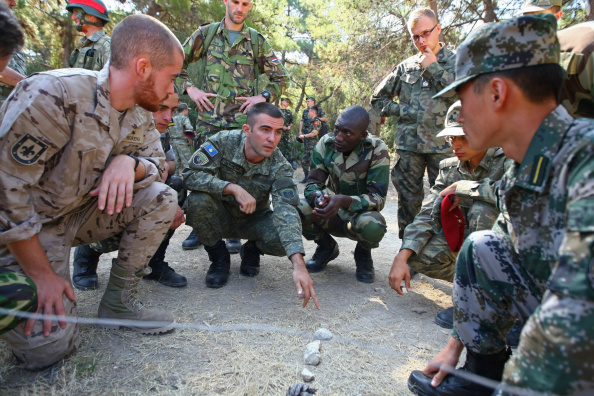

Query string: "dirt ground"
[0, 168, 454, 395]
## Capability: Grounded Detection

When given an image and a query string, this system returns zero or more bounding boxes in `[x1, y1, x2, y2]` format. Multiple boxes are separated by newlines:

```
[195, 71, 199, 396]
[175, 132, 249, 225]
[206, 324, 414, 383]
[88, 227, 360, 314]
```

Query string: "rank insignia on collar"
[11, 134, 49, 165]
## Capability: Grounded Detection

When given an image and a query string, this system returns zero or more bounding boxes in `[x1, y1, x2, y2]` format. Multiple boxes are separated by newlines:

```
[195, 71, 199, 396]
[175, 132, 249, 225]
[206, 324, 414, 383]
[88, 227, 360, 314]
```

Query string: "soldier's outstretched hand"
[422, 337, 464, 387]
[90, 154, 138, 215]
[290, 254, 321, 310]
[312, 194, 351, 220]
[389, 250, 413, 295]
[187, 86, 216, 112]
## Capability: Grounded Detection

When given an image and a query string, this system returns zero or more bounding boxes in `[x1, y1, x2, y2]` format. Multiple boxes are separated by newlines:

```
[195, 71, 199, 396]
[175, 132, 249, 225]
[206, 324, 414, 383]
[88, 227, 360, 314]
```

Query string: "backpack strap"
[248, 27, 260, 94]
[196, 22, 220, 90]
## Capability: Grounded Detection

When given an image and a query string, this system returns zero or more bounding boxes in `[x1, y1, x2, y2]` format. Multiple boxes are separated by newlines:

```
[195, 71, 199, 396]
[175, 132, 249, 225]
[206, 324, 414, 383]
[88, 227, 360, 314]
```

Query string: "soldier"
[171, 102, 194, 175]
[371, 7, 457, 239]
[183, 103, 319, 308]
[66, 0, 111, 71]
[298, 96, 328, 139]
[278, 97, 297, 169]
[298, 105, 390, 283]
[366, 105, 383, 137]
[408, 14, 594, 396]
[72, 92, 189, 290]
[0, 0, 26, 107]
[298, 106, 322, 183]
[0, 14, 183, 370]
[178, 0, 288, 254]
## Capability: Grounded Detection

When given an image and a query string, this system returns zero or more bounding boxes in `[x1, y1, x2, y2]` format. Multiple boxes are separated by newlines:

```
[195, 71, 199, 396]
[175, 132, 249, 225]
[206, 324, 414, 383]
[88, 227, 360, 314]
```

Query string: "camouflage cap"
[178, 103, 188, 111]
[519, 0, 562, 15]
[437, 101, 464, 137]
[434, 14, 560, 98]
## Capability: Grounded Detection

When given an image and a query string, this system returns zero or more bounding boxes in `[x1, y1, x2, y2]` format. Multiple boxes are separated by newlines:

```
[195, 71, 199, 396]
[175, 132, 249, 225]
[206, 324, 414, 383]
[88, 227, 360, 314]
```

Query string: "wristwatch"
[261, 91, 271, 102]
[128, 154, 140, 172]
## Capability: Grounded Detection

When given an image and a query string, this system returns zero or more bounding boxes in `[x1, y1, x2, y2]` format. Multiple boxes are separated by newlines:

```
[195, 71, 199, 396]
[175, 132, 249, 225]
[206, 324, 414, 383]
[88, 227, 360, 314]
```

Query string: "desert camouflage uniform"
[0, 51, 26, 106]
[450, 106, 594, 395]
[69, 30, 111, 71]
[371, 45, 457, 238]
[0, 67, 177, 370]
[278, 107, 294, 161]
[183, 129, 303, 258]
[171, 112, 194, 173]
[178, 18, 289, 144]
[298, 134, 390, 249]
[301, 116, 322, 175]
[401, 148, 510, 281]
[0, 268, 37, 336]
[558, 21, 594, 118]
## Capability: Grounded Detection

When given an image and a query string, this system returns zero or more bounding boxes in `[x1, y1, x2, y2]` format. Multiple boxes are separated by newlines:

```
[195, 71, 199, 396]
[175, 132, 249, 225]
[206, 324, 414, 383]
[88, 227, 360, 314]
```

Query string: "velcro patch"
[193, 150, 209, 166]
[221, 158, 245, 174]
[122, 128, 144, 144]
[11, 134, 48, 165]
[204, 143, 218, 157]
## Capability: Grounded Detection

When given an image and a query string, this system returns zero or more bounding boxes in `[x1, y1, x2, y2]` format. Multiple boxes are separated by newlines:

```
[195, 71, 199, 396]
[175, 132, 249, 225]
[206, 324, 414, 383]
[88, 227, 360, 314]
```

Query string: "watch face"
[262, 91, 270, 101]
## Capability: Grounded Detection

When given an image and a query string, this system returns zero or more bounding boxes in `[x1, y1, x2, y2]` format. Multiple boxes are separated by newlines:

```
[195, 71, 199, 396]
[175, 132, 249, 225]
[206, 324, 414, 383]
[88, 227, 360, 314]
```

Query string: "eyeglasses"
[412, 24, 438, 42]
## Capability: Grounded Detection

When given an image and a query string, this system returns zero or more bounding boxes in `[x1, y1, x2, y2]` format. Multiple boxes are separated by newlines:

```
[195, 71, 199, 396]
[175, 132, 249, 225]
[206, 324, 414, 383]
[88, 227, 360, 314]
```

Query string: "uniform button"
[56, 225, 63, 232]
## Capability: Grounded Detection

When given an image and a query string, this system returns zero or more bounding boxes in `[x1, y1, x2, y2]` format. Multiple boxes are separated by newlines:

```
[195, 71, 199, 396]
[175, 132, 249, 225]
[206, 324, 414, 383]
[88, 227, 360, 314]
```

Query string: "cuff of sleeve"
[400, 239, 422, 255]
[455, 180, 479, 199]
[285, 241, 305, 259]
[133, 158, 159, 190]
[388, 102, 400, 117]
[213, 180, 231, 198]
[452, 327, 460, 341]
[0, 215, 42, 246]
[348, 197, 363, 212]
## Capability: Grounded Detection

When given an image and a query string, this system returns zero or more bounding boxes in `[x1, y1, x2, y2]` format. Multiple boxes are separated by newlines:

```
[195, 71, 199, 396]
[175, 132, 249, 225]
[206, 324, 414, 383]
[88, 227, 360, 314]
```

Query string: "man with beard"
[0, 14, 183, 370]
[66, 0, 111, 71]
[177, 0, 289, 253]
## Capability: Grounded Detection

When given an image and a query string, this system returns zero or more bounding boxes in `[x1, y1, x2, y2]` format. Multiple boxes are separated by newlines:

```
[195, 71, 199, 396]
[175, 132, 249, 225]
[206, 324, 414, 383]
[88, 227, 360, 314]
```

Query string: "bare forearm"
[0, 67, 25, 87]
[7, 235, 54, 278]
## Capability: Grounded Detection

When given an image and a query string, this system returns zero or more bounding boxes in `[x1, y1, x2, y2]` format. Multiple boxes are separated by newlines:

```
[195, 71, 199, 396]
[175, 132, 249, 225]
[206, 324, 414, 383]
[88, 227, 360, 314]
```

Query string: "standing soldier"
[66, 0, 111, 71]
[171, 103, 194, 175]
[298, 106, 322, 183]
[298, 97, 328, 139]
[177, 0, 289, 253]
[371, 7, 457, 239]
[278, 97, 297, 169]
[0, 0, 26, 107]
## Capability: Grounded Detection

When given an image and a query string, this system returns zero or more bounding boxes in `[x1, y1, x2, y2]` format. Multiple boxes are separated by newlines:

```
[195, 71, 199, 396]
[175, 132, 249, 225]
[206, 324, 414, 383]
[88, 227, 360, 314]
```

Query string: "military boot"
[204, 240, 231, 288]
[145, 230, 188, 287]
[239, 240, 261, 277]
[226, 238, 241, 254]
[354, 243, 374, 283]
[72, 245, 101, 290]
[299, 171, 309, 184]
[98, 260, 175, 334]
[182, 230, 202, 250]
[408, 347, 511, 396]
[305, 233, 339, 273]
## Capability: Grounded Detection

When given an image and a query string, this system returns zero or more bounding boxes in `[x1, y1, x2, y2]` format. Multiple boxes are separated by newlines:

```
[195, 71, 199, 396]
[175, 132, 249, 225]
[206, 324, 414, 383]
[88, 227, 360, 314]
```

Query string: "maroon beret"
[441, 194, 465, 252]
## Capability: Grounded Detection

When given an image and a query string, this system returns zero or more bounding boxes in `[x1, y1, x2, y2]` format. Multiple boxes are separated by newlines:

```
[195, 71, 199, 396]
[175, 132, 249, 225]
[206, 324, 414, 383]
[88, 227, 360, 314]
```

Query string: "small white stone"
[304, 340, 321, 365]
[301, 368, 315, 382]
[314, 328, 333, 341]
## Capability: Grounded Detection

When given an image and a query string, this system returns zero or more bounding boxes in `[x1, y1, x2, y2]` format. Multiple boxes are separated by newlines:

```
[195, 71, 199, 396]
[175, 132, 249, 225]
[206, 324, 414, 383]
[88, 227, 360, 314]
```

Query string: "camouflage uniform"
[69, 30, 111, 71]
[300, 116, 322, 176]
[179, 19, 289, 144]
[183, 130, 303, 258]
[371, 45, 457, 238]
[171, 112, 194, 174]
[0, 67, 177, 370]
[278, 107, 294, 161]
[300, 106, 326, 133]
[401, 148, 510, 281]
[298, 133, 390, 249]
[367, 106, 382, 137]
[558, 21, 594, 118]
[0, 51, 26, 106]
[0, 268, 37, 336]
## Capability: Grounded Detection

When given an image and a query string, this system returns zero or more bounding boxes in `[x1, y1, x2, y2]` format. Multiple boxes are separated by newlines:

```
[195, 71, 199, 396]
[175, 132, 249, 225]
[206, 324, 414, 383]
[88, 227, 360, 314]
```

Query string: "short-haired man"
[298, 105, 323, 183]
[171, 102, 194, 176]
[0, 14, 183, 370]
[183, 103, 319, 309]
[298, 105, 390, 283]
[408, 15, 594, 396]
[0, 0, 26, 106]
[66, 0, 111, 71]
[278, 97, 297, 169]
[371, 8, 457, 240]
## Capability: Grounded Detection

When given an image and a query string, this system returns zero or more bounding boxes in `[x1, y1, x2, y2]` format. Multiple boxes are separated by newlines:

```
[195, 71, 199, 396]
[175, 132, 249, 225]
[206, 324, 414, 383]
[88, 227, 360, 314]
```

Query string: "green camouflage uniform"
[298, 134, 390, 250]
[300, 107, 326, 133]
[0, 268, 37, 336]
[278, 108, 294, 161]
[401, 148, 510, 281]
[371, 45, 457, 238]
[178, 19, 289, 144]
[183, 130, 303, 258]
[300, 116, 322, 175]
[558, 21, 594, 118]
[171, 113, 194, 174]
[0, 51, 26, 106]
[69, 30, 111, 71]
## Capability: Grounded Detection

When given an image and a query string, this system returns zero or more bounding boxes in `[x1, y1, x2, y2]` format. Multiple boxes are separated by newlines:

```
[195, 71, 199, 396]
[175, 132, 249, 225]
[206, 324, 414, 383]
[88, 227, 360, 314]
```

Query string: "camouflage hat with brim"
[178, 103, 188, 111]
[437, 100, 465, 137]
[434, 14, 560, 99]
[519, 0, 562, 14]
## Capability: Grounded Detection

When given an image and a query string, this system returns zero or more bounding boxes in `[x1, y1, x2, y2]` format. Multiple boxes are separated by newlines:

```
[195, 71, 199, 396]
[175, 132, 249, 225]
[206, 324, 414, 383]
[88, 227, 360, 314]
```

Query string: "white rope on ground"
[0, 307, 549, 396]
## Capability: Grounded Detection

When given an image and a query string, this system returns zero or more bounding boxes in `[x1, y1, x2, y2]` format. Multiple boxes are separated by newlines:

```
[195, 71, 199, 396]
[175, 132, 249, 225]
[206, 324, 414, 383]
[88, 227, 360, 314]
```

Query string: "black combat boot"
[408, 347, 511, 396]
[354, 243, 374, 283]
[182, 230, 202, 250]
[226, 238, 241, 254]
[204, 240, 231, 288]
[305, 233, 339, 273]
[145, 230, 188, 287]
[299, 171, 309, 184]
[72, 245, 101, 290]
[239, 240, 261, 277]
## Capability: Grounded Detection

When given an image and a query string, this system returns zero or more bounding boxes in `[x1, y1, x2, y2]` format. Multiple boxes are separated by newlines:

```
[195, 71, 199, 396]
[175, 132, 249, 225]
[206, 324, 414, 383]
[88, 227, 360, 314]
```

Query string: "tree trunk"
[483, 0, 497, 22]
[61, 15, 74, 68]
[589, 0, 594, 21]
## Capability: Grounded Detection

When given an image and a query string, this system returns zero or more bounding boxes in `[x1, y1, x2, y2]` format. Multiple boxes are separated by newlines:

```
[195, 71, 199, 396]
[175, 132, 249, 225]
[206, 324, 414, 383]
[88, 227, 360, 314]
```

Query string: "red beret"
[441, 194, 465, 253]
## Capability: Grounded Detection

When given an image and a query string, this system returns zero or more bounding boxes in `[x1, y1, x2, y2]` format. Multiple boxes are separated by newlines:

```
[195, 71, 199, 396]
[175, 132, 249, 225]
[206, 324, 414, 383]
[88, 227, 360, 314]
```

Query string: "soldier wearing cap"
[171, 102, 194, 176]
[66, 0, 111, 71]
[408, 14, 594, 396]
[278, 97, 297, 169]
[298, 105, 323, 183]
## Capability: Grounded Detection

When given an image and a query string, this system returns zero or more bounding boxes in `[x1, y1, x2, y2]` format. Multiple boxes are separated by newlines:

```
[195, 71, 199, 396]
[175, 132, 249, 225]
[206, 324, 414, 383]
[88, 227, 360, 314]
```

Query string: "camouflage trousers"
[297, 199, 387, 250]
[409, 201, 499, 282]
[300, 137, 318, 175]
[278, 131, 294, 162]
[194, 122, 236, 149]
[392, 150, 452, 239]
[453, 230, 594, 395]
[0, 268, 37, 336]
[185, 192, 286, 256]
[0, 182, 177, 370]
[171, 139, 194, 176]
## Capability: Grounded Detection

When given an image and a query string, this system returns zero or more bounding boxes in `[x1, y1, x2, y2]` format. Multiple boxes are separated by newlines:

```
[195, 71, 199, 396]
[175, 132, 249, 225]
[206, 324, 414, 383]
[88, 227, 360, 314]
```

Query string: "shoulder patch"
[204, 143, 218, 157]
[440, 156, 459, 169]
[11, 134, 49, 165]
[193, 150, 210, 166]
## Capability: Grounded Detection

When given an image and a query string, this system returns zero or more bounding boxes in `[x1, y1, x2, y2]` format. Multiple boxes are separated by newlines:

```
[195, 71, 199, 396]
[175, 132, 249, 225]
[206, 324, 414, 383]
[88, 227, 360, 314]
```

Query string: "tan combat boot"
[98, 260, 175, 334]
